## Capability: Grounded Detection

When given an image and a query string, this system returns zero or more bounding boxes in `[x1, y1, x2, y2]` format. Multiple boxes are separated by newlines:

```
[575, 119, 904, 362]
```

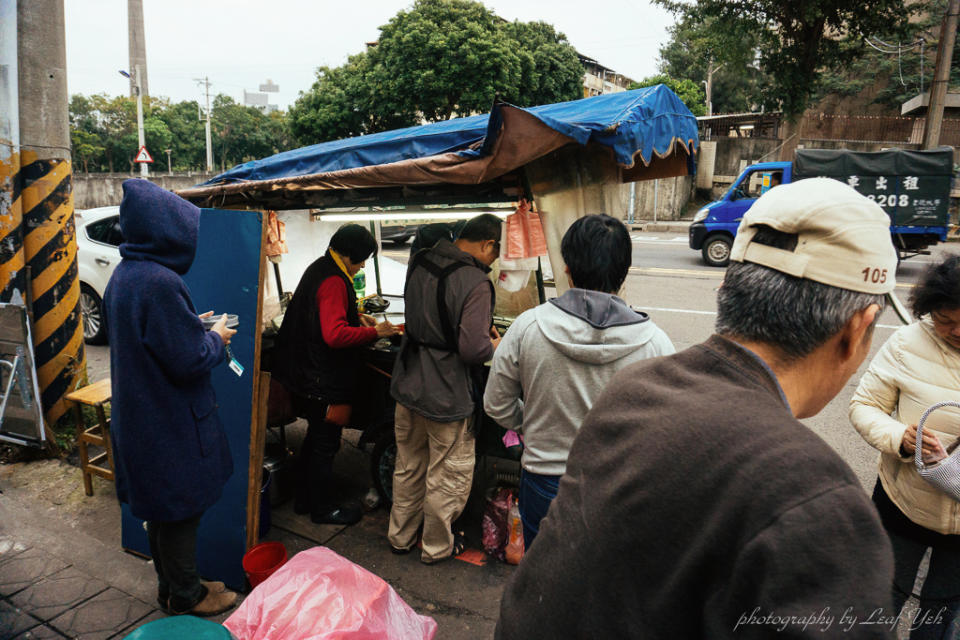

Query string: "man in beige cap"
[496, 179, 899, 639]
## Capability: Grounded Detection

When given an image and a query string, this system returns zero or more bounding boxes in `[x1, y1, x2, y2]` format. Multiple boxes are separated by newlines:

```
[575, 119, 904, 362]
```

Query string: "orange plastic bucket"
[242, 541, 287, 588]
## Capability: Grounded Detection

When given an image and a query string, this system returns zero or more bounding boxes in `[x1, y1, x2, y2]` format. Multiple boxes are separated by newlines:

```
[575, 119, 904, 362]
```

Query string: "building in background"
[578, 53, 633, 97]
[243, 79, 279, 113]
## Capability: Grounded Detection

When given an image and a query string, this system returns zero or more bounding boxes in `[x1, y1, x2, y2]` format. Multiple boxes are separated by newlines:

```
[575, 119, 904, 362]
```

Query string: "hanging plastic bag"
[224, 547, 437, 640]
[481, 487, 514, 561]
[505, 495, 524, 565]
[265, 211, 288, 257]
[504, 199, 547, 260]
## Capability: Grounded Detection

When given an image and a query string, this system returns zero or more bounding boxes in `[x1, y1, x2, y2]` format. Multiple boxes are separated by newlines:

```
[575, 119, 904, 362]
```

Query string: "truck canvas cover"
[793, 147, 954, 227]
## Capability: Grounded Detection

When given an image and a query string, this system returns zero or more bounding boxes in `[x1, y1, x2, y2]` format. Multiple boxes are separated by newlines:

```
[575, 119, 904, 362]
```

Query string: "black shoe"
[311, 503, 362, 525]
[293, 497, 311, 515]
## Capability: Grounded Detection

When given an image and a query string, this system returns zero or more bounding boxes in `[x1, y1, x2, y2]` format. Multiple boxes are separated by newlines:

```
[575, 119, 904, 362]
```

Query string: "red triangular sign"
[134, 146, 153, 163]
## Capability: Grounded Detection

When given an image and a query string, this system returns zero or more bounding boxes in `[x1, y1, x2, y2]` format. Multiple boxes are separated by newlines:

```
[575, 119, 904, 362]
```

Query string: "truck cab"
[689, 148, 953, 267]
[689, 161, 793, 267]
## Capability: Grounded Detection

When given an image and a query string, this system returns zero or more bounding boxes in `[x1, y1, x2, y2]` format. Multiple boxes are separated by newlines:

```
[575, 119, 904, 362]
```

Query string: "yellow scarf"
[328, 249, 353, 280]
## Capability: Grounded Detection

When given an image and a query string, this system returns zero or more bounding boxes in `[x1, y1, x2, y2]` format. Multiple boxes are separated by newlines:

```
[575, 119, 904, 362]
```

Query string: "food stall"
[120, 85, 698, 589]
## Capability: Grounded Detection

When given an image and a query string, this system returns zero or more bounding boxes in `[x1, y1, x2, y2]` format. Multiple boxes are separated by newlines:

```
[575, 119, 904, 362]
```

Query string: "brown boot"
[188, 588, 238, 617]
[201, 580, 226, 593]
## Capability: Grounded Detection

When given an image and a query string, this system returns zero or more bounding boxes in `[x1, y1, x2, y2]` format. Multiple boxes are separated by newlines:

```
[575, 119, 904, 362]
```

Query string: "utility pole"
[121, 67, 147, 177]
[9, 0, 86, 433]
[127, 0, 148, 98]
[701, 58, 724, 117]
[134, 66, 147, 177]
[922, 0, 959, 149]
[195, 76, 213, 172]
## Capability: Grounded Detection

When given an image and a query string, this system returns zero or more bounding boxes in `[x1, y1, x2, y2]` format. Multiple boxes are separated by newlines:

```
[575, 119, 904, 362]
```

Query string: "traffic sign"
[134, 146, 153, 163]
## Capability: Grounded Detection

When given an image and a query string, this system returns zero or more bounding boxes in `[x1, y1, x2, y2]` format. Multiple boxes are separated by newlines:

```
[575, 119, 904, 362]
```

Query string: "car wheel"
[80, 283, 107, 345]
[390, 235, 411, 246]
[702, 235, 732, 267]
[371, 429, 396, 505]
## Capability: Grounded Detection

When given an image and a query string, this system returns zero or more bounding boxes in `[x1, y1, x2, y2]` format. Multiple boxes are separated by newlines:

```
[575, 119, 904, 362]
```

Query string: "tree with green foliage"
[211, 95, 287, 171]
[156, 100, 207, 171]
[288, 0, 585, 145]
[656, 14, 771, 115]
[816, 0, 960, 111]
[629, 74, 706, 116]
[69, 92, 294, 173]
[655, 0, 917, 120]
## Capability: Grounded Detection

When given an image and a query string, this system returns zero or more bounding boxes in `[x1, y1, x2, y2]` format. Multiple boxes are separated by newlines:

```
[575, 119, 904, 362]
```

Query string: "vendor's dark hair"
[561, 214, 631, 293]
[910, 253, 960, 318]
[329, 224, 378, 263]
[458, 214, 502, 243]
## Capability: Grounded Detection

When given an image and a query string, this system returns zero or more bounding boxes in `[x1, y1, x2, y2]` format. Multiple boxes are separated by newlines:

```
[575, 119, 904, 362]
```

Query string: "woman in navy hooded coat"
[105, 179, 238, 616]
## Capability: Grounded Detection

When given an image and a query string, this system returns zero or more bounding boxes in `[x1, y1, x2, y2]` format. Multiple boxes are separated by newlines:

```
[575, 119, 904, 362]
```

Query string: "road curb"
[629, 221, 691, 233]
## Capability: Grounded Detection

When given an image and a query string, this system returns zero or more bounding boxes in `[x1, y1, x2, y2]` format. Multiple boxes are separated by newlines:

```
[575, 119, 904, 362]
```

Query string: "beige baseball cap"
[729, 177, 897, 294]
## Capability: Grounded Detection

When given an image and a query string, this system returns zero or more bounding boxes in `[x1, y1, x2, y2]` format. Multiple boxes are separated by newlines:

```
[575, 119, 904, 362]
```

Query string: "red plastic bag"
[482, 487, 515, 561]
[224, 547, 437, 640]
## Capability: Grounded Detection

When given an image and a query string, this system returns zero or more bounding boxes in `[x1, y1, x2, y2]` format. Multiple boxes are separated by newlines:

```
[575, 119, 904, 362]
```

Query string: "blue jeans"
[518, 470, 560, 550]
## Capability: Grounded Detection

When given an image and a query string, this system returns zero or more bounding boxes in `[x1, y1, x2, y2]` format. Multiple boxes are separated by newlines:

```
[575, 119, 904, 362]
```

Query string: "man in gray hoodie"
[484, 214, 674, 549]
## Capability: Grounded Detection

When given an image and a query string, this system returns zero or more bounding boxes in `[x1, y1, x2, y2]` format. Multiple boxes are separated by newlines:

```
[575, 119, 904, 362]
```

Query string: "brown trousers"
[388, 403, 475, 563]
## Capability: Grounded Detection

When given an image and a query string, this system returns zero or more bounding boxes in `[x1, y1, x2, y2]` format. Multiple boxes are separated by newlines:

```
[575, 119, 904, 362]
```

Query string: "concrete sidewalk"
[0, 462, 239, 639]
[1, 492, 169, 638]
[0, 434, 510, 639]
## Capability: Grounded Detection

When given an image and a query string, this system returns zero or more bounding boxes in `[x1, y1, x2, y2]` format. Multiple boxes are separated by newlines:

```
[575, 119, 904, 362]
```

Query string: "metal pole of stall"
[369, 221, 383, 296]
[653, 179, 659, 223]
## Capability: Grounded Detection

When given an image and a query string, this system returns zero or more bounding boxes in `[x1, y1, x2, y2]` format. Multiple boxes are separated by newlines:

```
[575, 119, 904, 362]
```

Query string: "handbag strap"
[915, 401, 960, 470]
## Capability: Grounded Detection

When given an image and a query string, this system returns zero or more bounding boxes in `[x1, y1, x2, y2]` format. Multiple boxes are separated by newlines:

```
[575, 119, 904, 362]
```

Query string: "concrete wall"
[73, 173, 215, 209]
[631, 175, 694, 221]
[711, 137, 780, 177]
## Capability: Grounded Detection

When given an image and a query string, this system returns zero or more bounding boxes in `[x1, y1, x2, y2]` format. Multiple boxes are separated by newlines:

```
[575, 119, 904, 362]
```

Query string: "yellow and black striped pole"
[19, 151, 84, 427]
[0, 149, 27, 302]
[10, 0, 86, 432]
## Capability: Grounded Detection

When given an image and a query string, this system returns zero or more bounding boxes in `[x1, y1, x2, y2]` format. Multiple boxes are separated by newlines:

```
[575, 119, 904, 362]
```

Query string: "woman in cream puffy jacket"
[851, 253, 960, 639]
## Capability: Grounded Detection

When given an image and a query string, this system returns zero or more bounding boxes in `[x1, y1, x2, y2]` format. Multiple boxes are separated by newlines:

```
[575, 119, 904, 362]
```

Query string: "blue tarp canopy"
[180, 85, 699, 210]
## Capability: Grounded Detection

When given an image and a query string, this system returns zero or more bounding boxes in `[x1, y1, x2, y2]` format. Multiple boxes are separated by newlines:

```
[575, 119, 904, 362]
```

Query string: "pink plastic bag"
[504, 200, 547, 260]
[481, 487, 515, 561]
[224, 547, 437, 640]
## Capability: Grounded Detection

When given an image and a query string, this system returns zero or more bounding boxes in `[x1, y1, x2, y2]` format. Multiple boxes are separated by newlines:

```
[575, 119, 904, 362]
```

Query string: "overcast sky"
[64, 0, 675, 110]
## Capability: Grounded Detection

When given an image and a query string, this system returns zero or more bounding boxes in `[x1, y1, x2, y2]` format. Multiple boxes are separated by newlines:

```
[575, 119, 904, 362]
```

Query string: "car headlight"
[693, 208, 709, 223]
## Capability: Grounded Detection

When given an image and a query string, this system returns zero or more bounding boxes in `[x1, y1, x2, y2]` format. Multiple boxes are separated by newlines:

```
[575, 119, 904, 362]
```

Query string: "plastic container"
[242, 541, 288, 588]
[200, 313, 240, 330]
[122, 615, 234, 639]
[353, 270, 365, 298]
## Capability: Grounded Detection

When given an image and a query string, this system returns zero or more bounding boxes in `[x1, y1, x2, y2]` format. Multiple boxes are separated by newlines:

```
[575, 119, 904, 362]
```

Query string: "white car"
[75, 206, 121, 344]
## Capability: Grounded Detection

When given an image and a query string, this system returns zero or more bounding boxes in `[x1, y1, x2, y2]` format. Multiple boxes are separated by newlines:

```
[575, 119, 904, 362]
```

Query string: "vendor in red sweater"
[273, 224, 398, 525]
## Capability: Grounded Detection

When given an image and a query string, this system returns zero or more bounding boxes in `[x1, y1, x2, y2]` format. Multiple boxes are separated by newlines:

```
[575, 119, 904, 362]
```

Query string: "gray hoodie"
[484, 288, 675, 476]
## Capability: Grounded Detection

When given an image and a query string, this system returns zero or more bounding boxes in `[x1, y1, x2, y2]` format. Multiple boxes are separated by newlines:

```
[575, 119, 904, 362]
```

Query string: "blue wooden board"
[121, 208, 263, 591]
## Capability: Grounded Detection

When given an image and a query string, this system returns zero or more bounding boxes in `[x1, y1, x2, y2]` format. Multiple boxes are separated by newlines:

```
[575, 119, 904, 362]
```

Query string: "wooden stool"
[65, 378, 113, 496]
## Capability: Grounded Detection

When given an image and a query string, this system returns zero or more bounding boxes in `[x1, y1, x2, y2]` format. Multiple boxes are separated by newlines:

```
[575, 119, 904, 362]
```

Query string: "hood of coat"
[118, 179, 200, 275]
[537, 288, 654, 365]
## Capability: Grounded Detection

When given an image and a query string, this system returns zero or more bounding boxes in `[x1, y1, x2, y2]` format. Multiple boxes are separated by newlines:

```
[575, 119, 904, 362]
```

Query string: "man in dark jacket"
[496, 179, 901, 639]
[105, 179, 238, 616]
[389, 213, 502, 563]
[272, 224, 397, 525]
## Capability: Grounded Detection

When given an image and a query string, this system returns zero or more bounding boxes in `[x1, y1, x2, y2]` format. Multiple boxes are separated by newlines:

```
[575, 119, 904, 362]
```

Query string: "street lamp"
[119, 68, 148, 177]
